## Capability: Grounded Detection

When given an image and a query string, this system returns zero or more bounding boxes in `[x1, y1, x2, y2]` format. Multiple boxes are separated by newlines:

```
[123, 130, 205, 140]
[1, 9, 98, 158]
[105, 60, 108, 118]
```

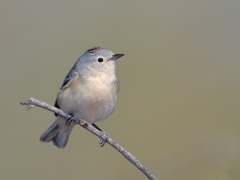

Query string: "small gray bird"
[40, 47, 124, 148]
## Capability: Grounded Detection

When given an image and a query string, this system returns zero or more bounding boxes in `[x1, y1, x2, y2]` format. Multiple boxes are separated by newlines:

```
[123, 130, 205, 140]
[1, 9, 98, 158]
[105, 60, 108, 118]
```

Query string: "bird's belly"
[59, 84, 117, 124]
[77, 98, 116, 124]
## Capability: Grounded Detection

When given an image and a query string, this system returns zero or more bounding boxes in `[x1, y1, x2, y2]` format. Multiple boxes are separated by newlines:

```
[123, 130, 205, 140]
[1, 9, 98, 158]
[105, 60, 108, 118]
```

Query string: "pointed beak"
[111, 54, 125, 60]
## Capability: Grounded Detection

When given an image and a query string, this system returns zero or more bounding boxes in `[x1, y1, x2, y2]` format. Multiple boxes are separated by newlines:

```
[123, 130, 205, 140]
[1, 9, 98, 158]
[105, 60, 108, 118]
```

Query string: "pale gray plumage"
[40, 47, 124, 148]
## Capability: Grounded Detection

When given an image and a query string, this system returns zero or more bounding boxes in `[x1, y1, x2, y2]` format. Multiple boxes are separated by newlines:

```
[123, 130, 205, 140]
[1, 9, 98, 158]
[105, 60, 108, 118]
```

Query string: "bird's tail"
[40, 117, 75, 148]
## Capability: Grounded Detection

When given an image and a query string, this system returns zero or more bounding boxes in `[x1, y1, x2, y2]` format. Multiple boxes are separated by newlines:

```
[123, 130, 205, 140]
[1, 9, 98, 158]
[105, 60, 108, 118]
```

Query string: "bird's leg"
[93, 123, 108, 147]
[93, 123, 102, 131]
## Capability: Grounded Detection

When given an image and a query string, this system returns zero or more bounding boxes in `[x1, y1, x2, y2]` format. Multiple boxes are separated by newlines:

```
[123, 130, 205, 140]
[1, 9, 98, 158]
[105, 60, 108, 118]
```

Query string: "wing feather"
[54, 68, 78, 116]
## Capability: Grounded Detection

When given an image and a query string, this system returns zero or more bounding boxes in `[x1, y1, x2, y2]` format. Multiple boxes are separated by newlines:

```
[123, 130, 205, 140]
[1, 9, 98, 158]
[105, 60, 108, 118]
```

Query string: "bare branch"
[20, 97, 157, 180]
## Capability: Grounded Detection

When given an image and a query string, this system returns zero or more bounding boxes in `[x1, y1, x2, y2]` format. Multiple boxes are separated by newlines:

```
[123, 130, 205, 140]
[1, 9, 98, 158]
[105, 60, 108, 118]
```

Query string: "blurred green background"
[1, 0, 240, 179]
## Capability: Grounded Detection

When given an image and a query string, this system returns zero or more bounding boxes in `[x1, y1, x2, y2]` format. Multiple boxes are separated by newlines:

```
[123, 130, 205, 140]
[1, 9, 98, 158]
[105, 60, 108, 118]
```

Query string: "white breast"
[58, 73, 118, 123]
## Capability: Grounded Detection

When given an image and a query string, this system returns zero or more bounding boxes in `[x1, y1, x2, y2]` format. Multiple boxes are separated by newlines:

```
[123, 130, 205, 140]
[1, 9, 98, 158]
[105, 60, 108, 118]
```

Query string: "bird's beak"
[111, 54, 125, 60]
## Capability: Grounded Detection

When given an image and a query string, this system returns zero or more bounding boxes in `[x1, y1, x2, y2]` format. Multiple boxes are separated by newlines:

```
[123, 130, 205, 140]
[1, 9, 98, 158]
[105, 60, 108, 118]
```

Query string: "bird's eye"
[98, 58, 104, 62]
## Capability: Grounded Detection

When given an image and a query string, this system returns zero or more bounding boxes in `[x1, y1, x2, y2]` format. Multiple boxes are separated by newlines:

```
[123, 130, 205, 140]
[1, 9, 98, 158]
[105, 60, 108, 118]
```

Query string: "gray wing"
[54, 67, 78, 116]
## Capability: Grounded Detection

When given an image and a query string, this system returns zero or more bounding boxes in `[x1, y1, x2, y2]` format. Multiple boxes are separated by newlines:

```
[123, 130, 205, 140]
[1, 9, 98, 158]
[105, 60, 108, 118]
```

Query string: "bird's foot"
[92, 123, 108, 146]
[99, 131, 108, 147]
[66, 112, 74, 125]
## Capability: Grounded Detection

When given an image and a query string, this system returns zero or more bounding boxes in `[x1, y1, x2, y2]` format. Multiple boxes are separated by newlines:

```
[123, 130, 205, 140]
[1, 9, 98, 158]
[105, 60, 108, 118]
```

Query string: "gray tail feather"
[40, 117, 74, 148]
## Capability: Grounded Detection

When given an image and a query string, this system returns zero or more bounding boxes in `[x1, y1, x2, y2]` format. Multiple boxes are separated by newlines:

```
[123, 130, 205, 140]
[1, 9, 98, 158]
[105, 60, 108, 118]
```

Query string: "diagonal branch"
[20, 97, 157, 180]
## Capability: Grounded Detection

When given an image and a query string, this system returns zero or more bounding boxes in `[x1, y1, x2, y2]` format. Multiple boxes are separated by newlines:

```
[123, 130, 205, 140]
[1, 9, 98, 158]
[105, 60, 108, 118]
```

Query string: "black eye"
[98, 58, 103, 62]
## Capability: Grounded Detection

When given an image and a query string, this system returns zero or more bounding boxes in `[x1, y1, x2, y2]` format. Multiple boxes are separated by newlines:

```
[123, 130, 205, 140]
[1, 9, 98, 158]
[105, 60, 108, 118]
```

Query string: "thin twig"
[20, 97, 157, 180]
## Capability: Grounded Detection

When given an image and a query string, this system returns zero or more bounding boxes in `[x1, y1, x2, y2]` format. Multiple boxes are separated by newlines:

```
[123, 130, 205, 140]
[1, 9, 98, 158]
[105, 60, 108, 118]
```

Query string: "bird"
[40, 47, 124, 148]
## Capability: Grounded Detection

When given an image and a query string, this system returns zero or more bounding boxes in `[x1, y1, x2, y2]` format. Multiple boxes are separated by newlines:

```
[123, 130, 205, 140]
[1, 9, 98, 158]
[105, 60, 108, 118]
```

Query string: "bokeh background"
[1, 0, 240, 179]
